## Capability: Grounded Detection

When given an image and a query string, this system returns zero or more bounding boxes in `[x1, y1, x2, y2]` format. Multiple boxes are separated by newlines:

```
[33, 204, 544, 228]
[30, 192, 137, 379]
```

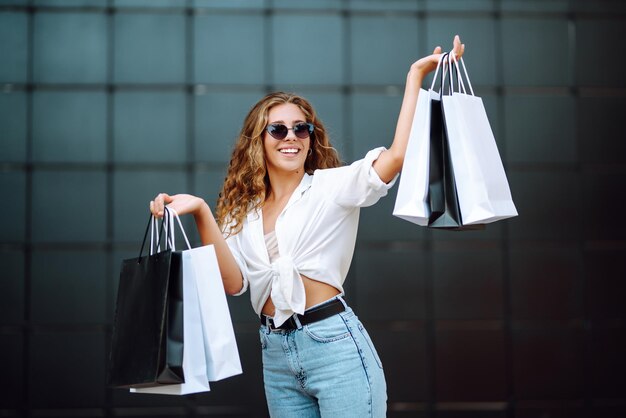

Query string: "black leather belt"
[261, 298, 345, 331]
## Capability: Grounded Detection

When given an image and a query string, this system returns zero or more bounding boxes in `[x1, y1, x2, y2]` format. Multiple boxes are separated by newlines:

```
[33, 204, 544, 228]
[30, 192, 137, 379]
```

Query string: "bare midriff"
[261, 274, 341, 317]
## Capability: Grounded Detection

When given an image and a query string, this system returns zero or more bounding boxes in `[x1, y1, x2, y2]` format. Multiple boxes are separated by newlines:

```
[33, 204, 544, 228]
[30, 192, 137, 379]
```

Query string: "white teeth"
[279, 148, 299, 154]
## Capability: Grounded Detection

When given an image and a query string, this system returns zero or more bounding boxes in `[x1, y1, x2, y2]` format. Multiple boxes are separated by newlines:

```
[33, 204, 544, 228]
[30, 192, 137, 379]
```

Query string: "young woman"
[151, 36, 464, 418]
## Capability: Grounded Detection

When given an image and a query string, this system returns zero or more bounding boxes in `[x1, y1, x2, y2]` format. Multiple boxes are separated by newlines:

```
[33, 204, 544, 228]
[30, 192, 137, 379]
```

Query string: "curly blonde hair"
[215, 92, 342, 237]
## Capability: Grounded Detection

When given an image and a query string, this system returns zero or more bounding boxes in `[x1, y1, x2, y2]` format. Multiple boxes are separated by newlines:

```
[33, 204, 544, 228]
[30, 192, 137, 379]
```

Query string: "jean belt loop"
[337, 293, 348, 309]
[293, 314, 303, 330]
[261, 316, 271, 334]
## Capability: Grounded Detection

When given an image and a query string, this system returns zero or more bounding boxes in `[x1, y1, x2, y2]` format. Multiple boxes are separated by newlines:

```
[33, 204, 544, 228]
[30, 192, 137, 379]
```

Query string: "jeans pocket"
[304, 316, 351, 343]
[357, 322, 383, 369]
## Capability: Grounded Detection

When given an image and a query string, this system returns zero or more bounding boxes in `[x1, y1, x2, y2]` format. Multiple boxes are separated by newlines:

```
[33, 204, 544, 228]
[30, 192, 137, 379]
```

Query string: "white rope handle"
[430, 52, 450, 92]
[167, 207, 191, 251]
[149, 208, 178, 255]
[450, 51, 474, 96]
[150, 215, 159, 255]
[451, 51, 464, 93]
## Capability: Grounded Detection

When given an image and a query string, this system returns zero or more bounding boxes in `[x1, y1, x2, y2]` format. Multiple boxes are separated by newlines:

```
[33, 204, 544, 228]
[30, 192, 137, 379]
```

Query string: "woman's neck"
[265, 168, 305, 202]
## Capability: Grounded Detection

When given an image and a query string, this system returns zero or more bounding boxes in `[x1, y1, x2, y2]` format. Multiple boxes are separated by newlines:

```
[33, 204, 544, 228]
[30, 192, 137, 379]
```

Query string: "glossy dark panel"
[113, 91, 187, 163]
[507, 170, 582, 241]
[33, 91, 107, 163]
[578, 97, 626, 164]
[436, 410, 507, 418]
[354, 249, 427, 321]
[0, 12, 28, 83]
[1, 170, 26, 242]
[31, 249, 107, 324]
[350, 15, 419, 85]
[0, 91, 27, 163]
[509, 247, 583, 320]
[194, 91, 264, 163]
[115, 0, 186, 7]
[504, 95, 577, 164]
[590, 326, 626, 398]
[31, 170, 107, 243]
[514, 404, 587, 418]
[433, 248, 504, 320]
[577, 19, 626, 87]
[271, 13, 343, 85]
[36, 0, 107, 5]
[436, 328, 507, 401]
[29, 332, 106, 407]
[512, 327, 584, 399]
[114, 12, 185, 83]
[0, 332, 23, 408]
[585, 249, 626, 320]
[194, 13, 265, 82]
[0, 250, 24, 324]
[33, 12, 107, 83]
[501, 17, 571, 86]
[582, 169, 626, 241]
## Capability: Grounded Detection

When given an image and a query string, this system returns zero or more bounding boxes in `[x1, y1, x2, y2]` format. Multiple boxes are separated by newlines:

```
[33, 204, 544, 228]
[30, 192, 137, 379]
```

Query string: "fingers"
[150, 193, 170, 218]
[452, 34, 465, 59]
[433, 46, 442, 54]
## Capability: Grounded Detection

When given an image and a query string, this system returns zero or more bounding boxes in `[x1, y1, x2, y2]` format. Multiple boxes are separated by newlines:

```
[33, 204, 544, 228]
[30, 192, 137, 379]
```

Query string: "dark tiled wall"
[1, 0, 625, 417]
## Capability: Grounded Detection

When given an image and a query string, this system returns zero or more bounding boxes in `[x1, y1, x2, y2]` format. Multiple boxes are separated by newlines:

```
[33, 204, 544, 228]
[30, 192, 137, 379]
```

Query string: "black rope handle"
[438, 52, 460, 100]
[136, 207, 171, 262]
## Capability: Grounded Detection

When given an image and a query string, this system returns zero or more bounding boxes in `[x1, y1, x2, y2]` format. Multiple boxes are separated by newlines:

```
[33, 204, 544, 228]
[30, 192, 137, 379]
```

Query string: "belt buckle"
[268, 316, 298, 332]
[267, 317, 285, 332]
[266, 317, 278, 332]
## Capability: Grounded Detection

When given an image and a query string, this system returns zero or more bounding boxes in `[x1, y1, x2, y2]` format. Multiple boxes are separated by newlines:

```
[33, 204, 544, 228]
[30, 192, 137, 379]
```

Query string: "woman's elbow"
[374, 148, 404, 183]
[223, 276, 245, 296]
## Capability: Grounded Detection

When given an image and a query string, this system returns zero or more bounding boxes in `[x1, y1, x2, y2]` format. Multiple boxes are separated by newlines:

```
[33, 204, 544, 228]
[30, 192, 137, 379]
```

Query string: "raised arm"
[150, 193, 244, 295]
[373, 35, 465, 183]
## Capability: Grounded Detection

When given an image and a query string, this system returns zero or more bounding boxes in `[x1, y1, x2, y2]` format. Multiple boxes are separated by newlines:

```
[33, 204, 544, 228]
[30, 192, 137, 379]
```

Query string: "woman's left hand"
[409, 34, 465, 81]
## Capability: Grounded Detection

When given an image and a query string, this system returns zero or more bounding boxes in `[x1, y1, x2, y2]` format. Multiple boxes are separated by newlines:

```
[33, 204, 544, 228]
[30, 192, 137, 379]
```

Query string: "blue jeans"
[259, 299, 387, 417]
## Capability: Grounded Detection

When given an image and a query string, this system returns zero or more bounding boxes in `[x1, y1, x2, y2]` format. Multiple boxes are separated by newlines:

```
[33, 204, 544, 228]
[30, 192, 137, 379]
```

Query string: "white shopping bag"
[393, 54, 449, 225]
[132, 209, 242, 395]
[392, 87, 432, 225]
[441, 54, 518, 225]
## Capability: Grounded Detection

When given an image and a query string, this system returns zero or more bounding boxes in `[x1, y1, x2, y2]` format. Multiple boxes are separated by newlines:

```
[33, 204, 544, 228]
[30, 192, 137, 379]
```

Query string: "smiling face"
[263, 103, 311, 177]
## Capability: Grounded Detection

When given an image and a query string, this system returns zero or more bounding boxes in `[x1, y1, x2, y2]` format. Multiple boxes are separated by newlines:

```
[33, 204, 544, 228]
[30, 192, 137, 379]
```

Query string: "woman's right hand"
[149, 193, 207, 219]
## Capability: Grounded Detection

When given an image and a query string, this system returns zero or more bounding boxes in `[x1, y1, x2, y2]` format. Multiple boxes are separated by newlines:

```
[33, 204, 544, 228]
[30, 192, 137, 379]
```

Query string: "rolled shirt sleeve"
[319, 146, 398, 208]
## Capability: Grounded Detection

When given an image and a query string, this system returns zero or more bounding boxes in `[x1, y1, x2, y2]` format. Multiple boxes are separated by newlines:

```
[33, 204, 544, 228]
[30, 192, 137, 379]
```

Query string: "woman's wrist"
[193, 198, 212, 220]
[406, 68, 425, 89]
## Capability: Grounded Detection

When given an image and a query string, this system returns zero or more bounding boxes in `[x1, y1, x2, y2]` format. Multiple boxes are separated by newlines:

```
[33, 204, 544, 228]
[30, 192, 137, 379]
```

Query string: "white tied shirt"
[225, 147, 397, 327]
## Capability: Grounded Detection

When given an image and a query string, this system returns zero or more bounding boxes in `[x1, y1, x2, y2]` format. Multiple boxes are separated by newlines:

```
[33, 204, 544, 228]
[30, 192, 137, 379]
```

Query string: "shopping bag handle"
[137, 207, 170, 262]
[430, 52, 449, 93]
[448, 51, 475, 96]
[164, 207, 192, 251]
[430, 52, 459, 99]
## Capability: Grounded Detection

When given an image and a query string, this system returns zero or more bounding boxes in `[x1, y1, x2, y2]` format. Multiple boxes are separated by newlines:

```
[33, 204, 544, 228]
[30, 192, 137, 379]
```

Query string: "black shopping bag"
[427, 53, 484, 231]
[108, 212, 185, 388]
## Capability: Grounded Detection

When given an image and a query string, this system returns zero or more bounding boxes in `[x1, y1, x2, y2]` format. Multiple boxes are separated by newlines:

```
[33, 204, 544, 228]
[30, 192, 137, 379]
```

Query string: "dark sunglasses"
[266, 122, 314, 140]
